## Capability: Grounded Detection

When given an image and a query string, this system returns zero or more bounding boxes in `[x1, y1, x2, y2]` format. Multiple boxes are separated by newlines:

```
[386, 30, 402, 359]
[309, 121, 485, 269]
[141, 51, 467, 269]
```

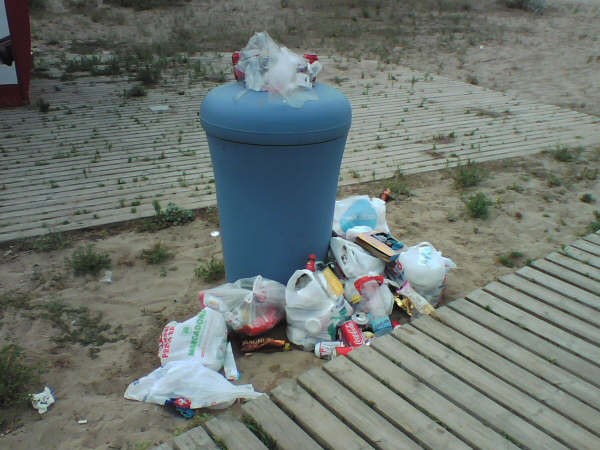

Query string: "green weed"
[580, 193, 595, 204]
[453, 160, 484, 189]
[125, 84, 147, 98]
[503, 0, 547, 14]
[139, 242, 174, 265]
[0, 345, 41, 408]
[0, 291, 33, 319]
[498, 251, 525, 268]
[552, 145, 580, 162]
[40, 300, 125, 347]
[385, 169, 411, 197]
[32, 232, 72, 252]
[195, 257, 225, 283]
[242, 415, 277, 449]
[465, 192, 492, 219]
[588, 211, 600, 233]
[67, 244, 112, 276]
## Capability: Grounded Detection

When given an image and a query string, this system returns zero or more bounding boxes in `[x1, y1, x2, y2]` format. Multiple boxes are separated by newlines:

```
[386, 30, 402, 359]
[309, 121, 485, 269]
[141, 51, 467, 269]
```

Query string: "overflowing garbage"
[232, 31, 322, 107]
[124, 194, 456, 417]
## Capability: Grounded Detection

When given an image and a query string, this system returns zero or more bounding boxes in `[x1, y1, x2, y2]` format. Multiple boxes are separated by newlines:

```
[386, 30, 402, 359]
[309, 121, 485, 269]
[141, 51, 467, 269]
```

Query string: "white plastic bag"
[333, 196, 389, 237]
[124, 359, 263, 409]
[285, 269, 338, 350]
[158, 309, 227, 371]
[237, 31, 320, 107]
[354, 275, 394, 317]
[396, 242, 456, 305]
[200, 276, 286, 336]
[330, 237, 385, 279]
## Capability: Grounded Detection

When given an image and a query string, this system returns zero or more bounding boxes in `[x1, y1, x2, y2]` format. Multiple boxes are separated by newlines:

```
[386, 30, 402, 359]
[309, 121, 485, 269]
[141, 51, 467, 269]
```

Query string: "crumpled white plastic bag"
[158, 308, 227, 371]
[333, 196, 389, 238]
[397, 242, 456, 305]
[237, 31, 321, 107]
[330, 236, 385, 279]
[124, 359, 263, 409]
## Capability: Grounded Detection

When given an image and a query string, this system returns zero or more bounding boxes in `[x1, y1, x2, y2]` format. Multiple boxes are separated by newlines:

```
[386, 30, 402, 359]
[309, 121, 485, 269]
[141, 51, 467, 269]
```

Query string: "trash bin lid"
[200, 82, 352, 146]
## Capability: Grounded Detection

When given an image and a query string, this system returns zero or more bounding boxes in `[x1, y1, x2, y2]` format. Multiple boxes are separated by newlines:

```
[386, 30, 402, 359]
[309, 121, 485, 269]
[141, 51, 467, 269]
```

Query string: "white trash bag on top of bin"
[236, 31, 322, 107]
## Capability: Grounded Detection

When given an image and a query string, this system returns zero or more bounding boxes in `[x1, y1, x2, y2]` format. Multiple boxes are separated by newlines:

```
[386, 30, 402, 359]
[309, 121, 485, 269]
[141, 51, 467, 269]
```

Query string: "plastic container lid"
[200, 82, 352, 146]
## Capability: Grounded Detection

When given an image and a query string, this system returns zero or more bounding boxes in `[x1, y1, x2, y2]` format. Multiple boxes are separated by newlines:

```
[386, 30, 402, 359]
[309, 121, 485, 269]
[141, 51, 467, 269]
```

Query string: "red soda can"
[339, 320, 366, 347]
[232, 51, 244, 81]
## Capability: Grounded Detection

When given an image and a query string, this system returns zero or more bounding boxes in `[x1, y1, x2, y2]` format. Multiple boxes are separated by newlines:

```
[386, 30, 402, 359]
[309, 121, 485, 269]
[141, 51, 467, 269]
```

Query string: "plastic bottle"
[306, 253, 317, 272]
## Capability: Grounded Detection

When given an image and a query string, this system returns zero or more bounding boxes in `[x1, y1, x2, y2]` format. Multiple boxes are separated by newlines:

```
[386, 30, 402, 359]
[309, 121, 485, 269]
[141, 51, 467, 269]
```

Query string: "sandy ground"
[1, 0, 600, 449]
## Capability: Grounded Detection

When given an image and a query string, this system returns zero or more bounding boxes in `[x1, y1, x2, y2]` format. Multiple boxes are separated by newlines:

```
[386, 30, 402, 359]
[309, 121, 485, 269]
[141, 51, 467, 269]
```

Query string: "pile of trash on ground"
[124, 195, 456, 418]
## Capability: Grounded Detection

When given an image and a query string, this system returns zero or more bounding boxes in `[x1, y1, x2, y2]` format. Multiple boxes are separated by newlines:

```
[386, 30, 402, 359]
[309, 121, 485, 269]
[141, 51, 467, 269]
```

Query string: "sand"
[1, 0, 599, 448]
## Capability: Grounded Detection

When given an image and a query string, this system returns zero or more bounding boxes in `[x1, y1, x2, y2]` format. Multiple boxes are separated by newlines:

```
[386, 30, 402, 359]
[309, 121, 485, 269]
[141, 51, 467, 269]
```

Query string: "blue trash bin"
[200, 82, 352, 284]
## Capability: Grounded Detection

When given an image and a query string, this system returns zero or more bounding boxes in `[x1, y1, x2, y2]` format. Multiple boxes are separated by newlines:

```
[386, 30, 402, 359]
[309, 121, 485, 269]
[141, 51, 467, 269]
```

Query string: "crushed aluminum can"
[314, 341, 345, 359]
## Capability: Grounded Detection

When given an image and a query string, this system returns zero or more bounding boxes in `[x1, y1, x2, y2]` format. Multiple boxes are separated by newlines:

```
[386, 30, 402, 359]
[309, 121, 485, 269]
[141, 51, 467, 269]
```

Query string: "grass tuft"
[40, 300, 125, 347]
[552, 145, 580, 162]
[502, 0, 547, 14]
[195, 257, 225, 282]
[139, 242, 174, 265]
[498, 251, 525, 268]
[465, 192, 493, 219]
[67, 244, 112, 276]
[588, 211, 600, 233]
[0, 344, 41, 408]
[32, 232, 72, 252]
[385, 169, 411, 197]
[242, 415, 278, 449]
[453, 160, 484, 189]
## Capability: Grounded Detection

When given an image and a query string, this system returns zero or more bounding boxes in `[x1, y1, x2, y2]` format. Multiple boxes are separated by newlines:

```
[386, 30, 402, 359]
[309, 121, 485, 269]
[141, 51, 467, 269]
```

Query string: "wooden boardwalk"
[1, 58, 599, 243]
[157, 231, 600, 449]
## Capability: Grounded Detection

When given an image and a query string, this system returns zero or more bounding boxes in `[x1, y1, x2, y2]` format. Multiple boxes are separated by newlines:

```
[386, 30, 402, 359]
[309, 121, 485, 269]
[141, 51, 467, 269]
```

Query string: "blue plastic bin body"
[200, 82, 352, 284]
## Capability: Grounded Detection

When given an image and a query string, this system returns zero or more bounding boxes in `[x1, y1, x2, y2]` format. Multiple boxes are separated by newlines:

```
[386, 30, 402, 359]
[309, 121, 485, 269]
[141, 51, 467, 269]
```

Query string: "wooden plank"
[515, 266, 600, 310]
[437, 303, 600, 410]
[531, 258, 600, 295]
[173, 426, 218, 450]
[485, 281, 600, 345]
[584, 233, 600, 247]
[466, 289, 600, 363]
[449, 298, 600, 387]
[342, 345, 520, 449]
[547, 252, 600, 281]
[393, 325, 600, 449]
[571, 239, 600, 257]
[500, 273, 600, 325]
[414, 313, 600, 431]
[298, 367, 421, 450]
[270, 381, 372, 450]
[371, 336, 567, 450]
[562, 245, 600, 269]
[241, 395, 322, 450]
[150, 443, 174, 450]
[204, 416, 268, 450]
